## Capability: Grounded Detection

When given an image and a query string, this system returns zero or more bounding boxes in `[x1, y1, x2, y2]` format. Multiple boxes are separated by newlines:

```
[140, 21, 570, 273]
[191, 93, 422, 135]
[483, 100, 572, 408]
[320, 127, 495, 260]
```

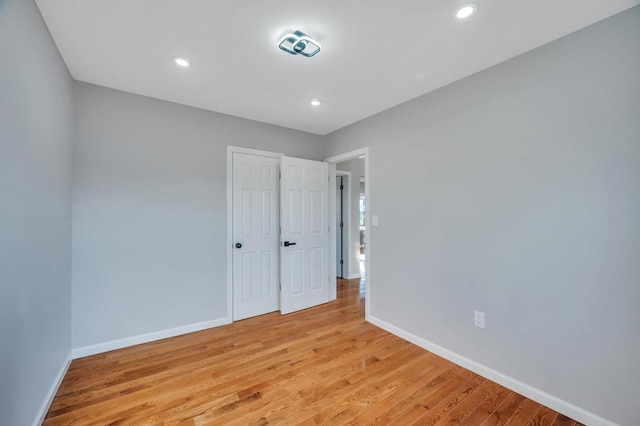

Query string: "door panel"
[232, 153, 279, 320]
[280, 156, 330, 314]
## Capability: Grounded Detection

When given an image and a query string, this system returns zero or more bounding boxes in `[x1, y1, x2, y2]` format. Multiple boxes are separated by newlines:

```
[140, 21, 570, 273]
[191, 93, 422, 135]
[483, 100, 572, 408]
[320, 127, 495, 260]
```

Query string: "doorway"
[326, 148, 370, 318]
[334, 158, 365, 281]
[359, 181, 366, 280]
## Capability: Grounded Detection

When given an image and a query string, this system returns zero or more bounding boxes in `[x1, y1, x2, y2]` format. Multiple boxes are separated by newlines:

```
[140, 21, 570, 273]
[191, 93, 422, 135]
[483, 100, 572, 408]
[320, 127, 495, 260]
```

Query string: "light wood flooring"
[45, 279, 582, 425]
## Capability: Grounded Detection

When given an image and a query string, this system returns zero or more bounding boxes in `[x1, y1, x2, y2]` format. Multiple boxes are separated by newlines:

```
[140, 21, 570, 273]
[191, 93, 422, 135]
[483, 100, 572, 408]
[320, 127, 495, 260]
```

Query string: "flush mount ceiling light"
[173, 57, 191, 67]
[278, 30, 321, 57]
[310, 99, 322, 106]
[456, 3, 478, 19]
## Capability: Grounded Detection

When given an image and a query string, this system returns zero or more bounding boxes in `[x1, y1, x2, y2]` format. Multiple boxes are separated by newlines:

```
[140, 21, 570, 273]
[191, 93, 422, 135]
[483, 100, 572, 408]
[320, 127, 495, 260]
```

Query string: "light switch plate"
[474, 310, 485, 328]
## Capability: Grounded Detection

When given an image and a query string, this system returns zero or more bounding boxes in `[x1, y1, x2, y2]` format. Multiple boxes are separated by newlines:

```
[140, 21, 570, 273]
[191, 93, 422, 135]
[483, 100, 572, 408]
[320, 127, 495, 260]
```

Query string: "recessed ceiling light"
[456, 3, 478, 19]
[173, 57, 191, 67]
[310, 99, 322, 107]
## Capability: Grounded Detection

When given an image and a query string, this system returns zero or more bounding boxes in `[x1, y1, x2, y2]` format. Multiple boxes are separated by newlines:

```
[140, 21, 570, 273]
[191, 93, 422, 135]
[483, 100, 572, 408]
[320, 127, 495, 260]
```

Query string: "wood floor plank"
[529, 406, 559, 426]
[302, 349, 438, 424]
[45, 278, 582, 425]
[387, 370, 477, 425]
[248, 343, 427, 424]
[460, 384, 512, 425]
[433, 377, 500, 425]
[342, 360, 451, 424]
[479, 391, 527, 426]
[552, 413, 580, 426]
[504, 398, 544, 425]
[414, 374, 487, 425]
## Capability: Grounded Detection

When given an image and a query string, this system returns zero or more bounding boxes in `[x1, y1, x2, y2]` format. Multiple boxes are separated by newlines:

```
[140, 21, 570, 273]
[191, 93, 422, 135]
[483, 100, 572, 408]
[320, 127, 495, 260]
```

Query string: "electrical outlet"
[372, 215, 379, 226]
[474, 310, 485, 329]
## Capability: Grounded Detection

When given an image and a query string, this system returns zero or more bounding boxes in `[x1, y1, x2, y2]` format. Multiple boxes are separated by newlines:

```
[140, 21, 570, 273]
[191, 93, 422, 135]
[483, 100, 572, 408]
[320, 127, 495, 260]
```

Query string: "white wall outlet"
[474, 310, 485, 329]
[372, 215, 379, 226]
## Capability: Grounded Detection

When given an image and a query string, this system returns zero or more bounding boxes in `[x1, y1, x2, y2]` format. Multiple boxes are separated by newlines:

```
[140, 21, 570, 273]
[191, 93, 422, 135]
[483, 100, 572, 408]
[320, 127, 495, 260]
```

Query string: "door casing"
[227, 145, 370, 322]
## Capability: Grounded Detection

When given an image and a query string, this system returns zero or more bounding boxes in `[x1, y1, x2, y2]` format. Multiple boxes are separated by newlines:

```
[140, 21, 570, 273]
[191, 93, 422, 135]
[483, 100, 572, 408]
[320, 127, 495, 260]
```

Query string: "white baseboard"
[367, 315, 615, 426]
[72, 317, 231, 359]
[348, 273, 361, 280]
[33, 352, 72, 426]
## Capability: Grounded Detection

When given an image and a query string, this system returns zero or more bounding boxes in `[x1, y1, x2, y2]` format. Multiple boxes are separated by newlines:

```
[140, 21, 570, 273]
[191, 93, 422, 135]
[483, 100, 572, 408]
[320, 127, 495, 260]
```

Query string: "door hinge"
[279, 282, 282, 291]
[340, 185, 344, 190]
[340, 222, 343, 228]
[279, 171, 281, 179]
[340, 259, 343, 265]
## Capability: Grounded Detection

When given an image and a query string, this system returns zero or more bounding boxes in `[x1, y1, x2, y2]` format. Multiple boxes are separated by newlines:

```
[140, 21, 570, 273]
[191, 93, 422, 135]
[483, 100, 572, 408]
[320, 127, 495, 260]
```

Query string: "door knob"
[283, 241, 296, 247]
[235, 243, 242, 249]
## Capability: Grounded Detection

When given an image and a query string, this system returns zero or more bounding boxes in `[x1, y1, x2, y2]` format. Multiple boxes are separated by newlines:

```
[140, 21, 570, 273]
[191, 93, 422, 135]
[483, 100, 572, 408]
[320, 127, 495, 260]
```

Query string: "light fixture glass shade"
[279, 30, 321, 57]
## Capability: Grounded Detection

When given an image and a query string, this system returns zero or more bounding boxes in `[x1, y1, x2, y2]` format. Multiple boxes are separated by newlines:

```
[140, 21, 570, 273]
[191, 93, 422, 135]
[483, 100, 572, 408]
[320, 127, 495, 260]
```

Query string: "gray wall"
[325, 7, 640, 425]
[72, 82, 325, 349]
[0, 0, 74, 424]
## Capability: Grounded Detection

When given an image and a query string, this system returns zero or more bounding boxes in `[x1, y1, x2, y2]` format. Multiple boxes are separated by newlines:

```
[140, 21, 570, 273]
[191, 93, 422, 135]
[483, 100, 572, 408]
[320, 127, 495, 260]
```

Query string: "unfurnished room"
[1, 1, 639, 425]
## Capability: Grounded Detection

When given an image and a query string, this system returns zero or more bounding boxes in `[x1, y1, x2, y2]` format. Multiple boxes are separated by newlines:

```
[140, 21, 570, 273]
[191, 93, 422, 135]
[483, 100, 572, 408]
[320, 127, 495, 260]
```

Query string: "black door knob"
[283, 241, 297, 247]
[235, 243, 242, 249]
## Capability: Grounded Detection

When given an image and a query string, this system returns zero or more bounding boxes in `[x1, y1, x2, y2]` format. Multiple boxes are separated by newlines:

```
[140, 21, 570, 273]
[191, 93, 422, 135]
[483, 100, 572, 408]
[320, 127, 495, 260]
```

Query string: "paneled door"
[232, 152, 280, 320]
[280, 156, 330, 314]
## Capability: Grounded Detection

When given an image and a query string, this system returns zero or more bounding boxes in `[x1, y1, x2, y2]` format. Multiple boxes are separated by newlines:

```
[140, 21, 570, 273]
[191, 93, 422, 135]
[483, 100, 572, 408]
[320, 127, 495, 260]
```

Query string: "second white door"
[280, 156, 330, 314]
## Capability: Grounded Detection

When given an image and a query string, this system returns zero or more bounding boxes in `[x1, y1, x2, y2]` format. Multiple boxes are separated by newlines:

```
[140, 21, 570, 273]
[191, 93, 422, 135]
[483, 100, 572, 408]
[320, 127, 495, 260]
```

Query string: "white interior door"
[280, 156, 330, 314]
[232, 152, 280, 321]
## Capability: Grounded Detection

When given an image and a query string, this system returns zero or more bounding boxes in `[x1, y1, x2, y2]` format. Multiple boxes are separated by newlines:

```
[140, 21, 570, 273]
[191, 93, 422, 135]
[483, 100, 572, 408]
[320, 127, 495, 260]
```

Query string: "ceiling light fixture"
[310, 99, 322, 107]
[173, 57, 191, 67]
[456, 3, 478, 19]
[279, 30, 321, 57]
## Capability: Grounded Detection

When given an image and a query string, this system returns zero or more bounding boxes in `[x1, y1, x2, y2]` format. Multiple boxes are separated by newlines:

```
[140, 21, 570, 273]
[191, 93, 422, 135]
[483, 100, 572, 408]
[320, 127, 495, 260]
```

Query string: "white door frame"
[227, 146, 283, 322]
[325, 147, 370, 320]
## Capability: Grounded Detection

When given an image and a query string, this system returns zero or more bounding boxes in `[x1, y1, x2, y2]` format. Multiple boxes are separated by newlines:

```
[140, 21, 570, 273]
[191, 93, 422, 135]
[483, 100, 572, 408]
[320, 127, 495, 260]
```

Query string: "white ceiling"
[36, 0, 639, 135]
